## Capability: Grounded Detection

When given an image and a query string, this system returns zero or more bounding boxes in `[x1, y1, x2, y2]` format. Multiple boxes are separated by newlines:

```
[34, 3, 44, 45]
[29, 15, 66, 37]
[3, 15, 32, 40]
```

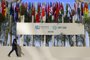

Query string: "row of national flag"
[0, 1, 90, 22]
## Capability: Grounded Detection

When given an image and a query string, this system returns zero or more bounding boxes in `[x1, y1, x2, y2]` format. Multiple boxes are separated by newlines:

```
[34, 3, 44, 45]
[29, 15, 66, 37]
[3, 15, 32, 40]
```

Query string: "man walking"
[8, 37, 19, 57]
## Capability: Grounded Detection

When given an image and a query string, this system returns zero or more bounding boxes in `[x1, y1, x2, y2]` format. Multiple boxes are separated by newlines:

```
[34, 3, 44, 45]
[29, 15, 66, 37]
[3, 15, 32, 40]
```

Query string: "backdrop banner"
[17, 23, 84, 35]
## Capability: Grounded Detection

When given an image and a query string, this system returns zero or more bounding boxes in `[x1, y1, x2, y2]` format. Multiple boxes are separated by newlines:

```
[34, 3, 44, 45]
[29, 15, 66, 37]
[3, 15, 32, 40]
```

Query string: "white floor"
[0, 46, 90, 60]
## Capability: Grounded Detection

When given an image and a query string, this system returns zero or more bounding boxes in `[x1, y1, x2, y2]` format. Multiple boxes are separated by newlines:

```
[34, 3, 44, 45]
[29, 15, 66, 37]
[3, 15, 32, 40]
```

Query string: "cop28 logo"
[35, 25, 40, 29]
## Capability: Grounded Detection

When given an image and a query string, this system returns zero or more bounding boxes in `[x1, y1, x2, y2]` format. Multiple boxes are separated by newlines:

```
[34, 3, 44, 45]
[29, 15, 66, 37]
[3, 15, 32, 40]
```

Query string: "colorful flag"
[32, 3, 35, 22]
[37, 3, 41, 14]
[10, 3, 14, 16]
[61, 3, 64, 15]
[20, 2, 26, 15]
[47, 3, 50, 16]
[28, 2, 31, 11]
[77, 2, 81, 21]
[41, 3, 46, 23]
[36, 12, 40, 23]
[81, 2, 84, 16]
[1, 0, 6, 16]
[66, 3, 68, 15]
[15, 3, 19, 22]
[32, 3, 35, 16]
[54, 2, 59, 22]
[84, 3, 89, 17]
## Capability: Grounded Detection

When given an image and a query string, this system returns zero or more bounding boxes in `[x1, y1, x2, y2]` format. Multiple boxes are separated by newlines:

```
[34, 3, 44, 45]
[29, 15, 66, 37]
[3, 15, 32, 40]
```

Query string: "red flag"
[41, 5, 45, 18]
[54, 2, 59, 22]
[1, 0, 6, 16]
[36, 12, 40, 23]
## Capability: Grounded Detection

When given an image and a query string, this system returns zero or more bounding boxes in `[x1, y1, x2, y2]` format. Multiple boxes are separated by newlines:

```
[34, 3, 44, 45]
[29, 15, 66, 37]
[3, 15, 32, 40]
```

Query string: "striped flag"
[37, 3, 41, 14]
[20, 3, 25, 15]
[61, 3, 64, 15]
[81, 2, 84, 16]
[84, 3, 89, 17]
[66, 3, 68, 15]
[77, 2, 81, 21]
[32, 3, 35, 16]
[54, 2, 59, 23]
[10, 3, 14, 16]
[35, 3, 41, 23]
[41, 3, 46, 23]
[36, 11, 40, 23]
[32, 3, 35, 22]
[28, 2, 31, 11]
[1, 0, 6, 17]
[49, 2, 54, 22]
[15, 3, 20, 22]
[58, 2, 64, 23]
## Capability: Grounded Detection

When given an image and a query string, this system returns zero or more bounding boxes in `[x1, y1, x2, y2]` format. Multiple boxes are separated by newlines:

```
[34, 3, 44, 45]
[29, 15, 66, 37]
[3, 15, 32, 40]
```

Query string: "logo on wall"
[35, 25, 40, 30]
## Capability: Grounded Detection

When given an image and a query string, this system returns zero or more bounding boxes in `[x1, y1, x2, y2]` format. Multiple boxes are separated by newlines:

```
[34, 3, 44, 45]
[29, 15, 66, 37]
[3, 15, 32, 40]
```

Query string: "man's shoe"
[8, 55, 10, 57]
[17, 55, 21, 57]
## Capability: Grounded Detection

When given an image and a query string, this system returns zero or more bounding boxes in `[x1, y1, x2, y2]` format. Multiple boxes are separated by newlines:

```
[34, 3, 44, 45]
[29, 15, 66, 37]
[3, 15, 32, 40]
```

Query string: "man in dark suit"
[8, 37, 19, 57]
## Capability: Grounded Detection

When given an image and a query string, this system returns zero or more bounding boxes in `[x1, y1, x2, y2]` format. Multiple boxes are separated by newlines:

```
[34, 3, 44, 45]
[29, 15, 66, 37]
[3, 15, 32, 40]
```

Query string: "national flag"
[81, 2, 84, 16]
[10, 3, 14, 16]
[54, 2, 59, 22]
[37, 3, 41, 14]
[61, 3, 64, 15]
[1, 0, 6, 16]
[47, 3, 50, 16]
[20, 3, 25, 15]
[31, 3, 35, 22]
[49, 2, 54, 22]
[25, 2, 28, 12]
[36, 12, 40, 23]
[77, 2, 81, 21]
[66, 3, 68, 15]
[45, 3, 49, 23]
[41, 3, 46, 23]
[28, 2, 31, 11]
[15, 3, 20, 22]
[32, 3, 35, 16]
[84, 3, 89, 17]
[58, 2, 63, 23]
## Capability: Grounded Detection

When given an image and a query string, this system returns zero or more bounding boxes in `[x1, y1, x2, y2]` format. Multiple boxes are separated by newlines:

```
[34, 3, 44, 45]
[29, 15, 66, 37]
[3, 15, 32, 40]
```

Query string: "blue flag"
[10, 3, 14, 16]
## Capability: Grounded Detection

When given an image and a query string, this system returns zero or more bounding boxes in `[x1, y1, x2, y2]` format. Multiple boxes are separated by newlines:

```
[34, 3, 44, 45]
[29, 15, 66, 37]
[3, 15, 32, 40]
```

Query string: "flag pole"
[43, 15, 46, 47]
[31, 15, 34, 47]
[52, 15, 54, 47]
[10, 15, 12, 46]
